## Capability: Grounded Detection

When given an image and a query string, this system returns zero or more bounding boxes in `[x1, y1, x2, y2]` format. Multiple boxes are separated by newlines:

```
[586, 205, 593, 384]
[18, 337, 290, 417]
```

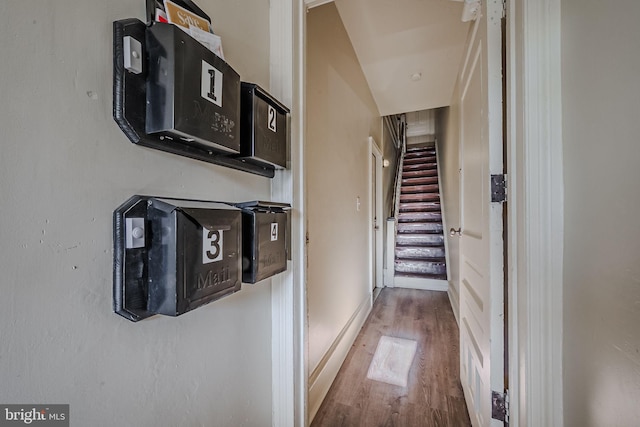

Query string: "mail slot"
[113, 196, 242, 322]
[145, 22, 241, 153]
[238, 83, 289, 168]
[237, 201, 290, 283]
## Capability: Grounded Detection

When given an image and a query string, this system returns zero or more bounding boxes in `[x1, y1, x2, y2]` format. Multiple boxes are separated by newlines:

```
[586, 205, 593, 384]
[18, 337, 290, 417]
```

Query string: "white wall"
[306, 2, 382, 418]
[381, 123, 398, 274]
[436, 105, 461, 320]
[561, 1, 640, 425]
[0, 1, 274, 426]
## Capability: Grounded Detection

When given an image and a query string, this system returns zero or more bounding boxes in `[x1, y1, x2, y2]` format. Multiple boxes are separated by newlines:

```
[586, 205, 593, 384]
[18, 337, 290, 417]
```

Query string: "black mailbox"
[237, 201, 290, 283]
[113, 196, 242, 322]
[238, 83, 289, 168]
[145, 22, 241, 153]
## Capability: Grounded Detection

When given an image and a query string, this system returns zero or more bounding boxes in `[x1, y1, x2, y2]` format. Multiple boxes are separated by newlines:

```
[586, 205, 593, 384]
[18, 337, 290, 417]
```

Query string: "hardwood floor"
[311, 288, 471, 427]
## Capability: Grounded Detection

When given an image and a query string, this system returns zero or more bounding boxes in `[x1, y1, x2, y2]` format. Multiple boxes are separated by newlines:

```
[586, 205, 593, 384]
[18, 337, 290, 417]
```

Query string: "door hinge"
[491, 174, 507, 203]
[502, 0, 507, 18]
[492, 390, 509, 423]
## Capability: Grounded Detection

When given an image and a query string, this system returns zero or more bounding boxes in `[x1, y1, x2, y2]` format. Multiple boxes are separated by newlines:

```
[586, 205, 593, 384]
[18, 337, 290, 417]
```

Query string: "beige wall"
[306, 1, 382, 413]
[0, 1, 274, 426]
[561, 1, 640, 425]
[436, 105, 461, 319]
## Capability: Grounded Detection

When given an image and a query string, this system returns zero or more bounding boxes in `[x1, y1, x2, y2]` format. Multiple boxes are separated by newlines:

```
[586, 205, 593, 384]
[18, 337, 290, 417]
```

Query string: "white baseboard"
[308, 294, 373, 422]
[393, 277, 448, 292]
[383, 268, 395, 288]
[447, 283, 460, 326]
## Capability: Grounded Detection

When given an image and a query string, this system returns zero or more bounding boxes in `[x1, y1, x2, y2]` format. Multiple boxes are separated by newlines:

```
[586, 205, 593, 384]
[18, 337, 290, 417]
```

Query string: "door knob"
[449, 227, 462, 237]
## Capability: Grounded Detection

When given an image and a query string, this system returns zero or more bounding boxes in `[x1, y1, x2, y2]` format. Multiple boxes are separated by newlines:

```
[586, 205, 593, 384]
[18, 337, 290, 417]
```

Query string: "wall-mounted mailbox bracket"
[114, 195, 243, 322]
[113, 19, 275, 178]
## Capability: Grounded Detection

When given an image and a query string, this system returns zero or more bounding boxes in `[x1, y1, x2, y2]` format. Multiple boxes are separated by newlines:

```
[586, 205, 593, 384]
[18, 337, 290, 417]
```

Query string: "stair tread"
[403, 164, 438, 171]
[401, 184, 439, 192]
[394, 272, 448, 280]
[397, 222, 443, 230]
[402, 177, 439, 185]
[399, 205, 442, 213]
[395, 257, 446, 263]
[396, 243, 445, 249]
[396, 236, 445, 246]
[397, 232, 443, 237]
[398, 212, 442, 219]
[406, 147, 435, 153]
[403, 157, 437, 165]
[400, 195, 440, 203]
[395, 259, 447, 275]
[401, 170, 439, 178]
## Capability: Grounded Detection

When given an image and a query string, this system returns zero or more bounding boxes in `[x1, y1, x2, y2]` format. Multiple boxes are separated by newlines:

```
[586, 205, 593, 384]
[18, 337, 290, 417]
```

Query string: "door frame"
[269, 0, 565, 426]
[505, 0, 564, 425]
[269, 0, 307, 426]
[456, 1, 505, 422]
[369, 137, 384, 291]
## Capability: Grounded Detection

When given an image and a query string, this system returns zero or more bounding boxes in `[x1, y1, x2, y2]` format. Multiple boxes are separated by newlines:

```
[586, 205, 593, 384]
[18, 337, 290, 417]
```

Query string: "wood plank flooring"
[311, 288, 471, 427]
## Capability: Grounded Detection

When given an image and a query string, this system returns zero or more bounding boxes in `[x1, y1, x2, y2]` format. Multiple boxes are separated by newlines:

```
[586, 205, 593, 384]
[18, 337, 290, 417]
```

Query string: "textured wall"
[562, 1, 640, 425]
[0, 1, 273, 426]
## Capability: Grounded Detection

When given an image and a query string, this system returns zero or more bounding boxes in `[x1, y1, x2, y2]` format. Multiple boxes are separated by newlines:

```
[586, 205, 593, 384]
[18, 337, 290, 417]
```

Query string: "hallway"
[311, 288, 471, 426]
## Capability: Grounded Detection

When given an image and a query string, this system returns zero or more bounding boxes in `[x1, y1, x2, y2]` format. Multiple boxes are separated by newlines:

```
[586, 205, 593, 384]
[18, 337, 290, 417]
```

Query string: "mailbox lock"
[125, 217, 145, 249]
[131, 226, 144, 239]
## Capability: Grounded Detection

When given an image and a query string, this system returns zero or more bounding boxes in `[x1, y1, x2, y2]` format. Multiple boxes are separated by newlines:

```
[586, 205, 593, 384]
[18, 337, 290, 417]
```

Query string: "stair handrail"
[390, 114, 407, 220]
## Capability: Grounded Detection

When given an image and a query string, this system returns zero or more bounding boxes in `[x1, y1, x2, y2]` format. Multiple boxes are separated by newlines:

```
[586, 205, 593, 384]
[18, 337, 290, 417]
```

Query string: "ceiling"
[307, 0, 470, 117]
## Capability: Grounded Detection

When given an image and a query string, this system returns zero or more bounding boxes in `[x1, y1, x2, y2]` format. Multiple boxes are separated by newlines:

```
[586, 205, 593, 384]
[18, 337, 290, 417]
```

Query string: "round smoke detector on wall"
[410, 73, 422, 82]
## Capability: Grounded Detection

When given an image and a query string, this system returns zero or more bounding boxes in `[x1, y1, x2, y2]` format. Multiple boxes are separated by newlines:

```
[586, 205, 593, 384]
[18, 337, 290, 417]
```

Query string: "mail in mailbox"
[145, 22, 241, 153]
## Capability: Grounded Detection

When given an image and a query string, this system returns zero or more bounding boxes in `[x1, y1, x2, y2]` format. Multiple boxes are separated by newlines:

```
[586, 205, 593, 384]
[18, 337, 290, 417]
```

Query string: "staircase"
[394, 145, 447, 281]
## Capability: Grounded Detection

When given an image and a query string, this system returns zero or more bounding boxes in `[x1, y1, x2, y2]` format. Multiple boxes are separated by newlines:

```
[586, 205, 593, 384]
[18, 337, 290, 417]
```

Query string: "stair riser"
[397, 222, 444, 233]
[400, 193, 440, 203]
[401, 169, 439, 178]
[401, 176, 439, 186]
[394, 261, 447, 275]
[403, 156, 437, 165]
[395, 247, 445, 259]
[396, 234, 444, 246]
[405, 148, 435, 156]
[403, 163, 437, 172]
[400, 184, 439, 194]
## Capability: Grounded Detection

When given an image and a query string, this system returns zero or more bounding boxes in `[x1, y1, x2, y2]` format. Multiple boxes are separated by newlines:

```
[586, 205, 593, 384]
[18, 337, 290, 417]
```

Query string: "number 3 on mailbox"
[203, 228, 224, 263]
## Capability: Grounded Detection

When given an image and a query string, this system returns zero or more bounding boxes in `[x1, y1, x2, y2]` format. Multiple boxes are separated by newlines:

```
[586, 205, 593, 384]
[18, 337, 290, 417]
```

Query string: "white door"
[370, 137, 384, 291]
[458, 1, 504, 426]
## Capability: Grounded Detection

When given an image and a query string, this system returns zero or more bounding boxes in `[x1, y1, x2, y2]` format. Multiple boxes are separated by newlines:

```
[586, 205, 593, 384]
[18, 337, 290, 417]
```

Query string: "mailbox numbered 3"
[114, 196, 242, 322]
